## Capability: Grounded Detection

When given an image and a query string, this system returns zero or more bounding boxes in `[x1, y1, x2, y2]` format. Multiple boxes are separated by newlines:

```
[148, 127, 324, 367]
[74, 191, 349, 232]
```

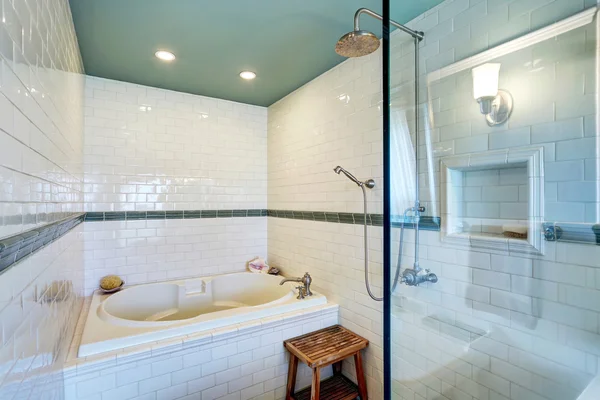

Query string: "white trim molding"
[427, 8, 597, 84]
[440, 147, 545, 255]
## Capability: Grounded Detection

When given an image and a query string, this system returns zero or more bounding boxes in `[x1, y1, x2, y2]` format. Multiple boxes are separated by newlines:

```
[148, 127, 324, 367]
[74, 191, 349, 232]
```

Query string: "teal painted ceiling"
[69, 0, 444, 107]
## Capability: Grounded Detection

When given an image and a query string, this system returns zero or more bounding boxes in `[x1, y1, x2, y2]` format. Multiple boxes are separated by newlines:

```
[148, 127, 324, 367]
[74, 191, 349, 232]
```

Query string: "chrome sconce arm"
[477, 90, 514, 126]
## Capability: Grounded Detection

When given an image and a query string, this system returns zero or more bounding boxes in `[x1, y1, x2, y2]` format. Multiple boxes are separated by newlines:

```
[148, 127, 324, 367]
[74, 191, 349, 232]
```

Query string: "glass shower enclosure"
[384, 2, 600, 400]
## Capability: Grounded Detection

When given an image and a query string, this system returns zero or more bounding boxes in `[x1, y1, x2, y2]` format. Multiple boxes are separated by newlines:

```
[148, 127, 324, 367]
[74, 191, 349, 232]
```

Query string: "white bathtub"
[78, 272, 327, 357]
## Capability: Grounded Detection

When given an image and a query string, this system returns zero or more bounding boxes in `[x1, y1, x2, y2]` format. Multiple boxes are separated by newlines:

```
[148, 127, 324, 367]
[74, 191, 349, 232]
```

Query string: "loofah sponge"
[100, 275, 123, 290]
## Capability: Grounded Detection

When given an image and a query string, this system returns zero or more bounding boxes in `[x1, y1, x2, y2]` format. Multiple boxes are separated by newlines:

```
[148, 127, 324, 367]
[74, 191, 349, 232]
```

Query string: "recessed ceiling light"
[155, 50, 176, 61]
[239, 71, 256, 80]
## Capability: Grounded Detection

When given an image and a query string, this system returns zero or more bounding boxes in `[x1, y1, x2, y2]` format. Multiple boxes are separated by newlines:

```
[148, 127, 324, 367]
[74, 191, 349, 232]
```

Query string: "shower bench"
[284, 324, 369, 400]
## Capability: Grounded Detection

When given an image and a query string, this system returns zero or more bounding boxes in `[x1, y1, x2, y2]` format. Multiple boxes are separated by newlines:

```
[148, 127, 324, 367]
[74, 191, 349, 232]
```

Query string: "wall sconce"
[472, 63, 513, 126]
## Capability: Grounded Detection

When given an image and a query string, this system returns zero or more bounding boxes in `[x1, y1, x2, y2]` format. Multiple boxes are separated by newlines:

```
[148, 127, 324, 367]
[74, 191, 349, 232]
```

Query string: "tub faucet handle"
[296, 286, 306, 300]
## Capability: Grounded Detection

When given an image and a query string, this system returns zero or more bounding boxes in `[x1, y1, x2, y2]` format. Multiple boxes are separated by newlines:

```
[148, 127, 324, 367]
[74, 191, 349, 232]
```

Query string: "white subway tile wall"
[268, 218, 386, 399]
[390, 230, 600, 400]
[418, 14, 598, 223]
[267, 51, 384, 214]
[459, 166, 529, 234]
[81, 77, 269, 293]
[83, 76, 267, 212]
[0, 0, 85, 238]
[268, 1, 598, 400]
[82, 218, 267, 295]
[2, 1, 599, 400]
[0, 0, 85, 398]
[0, 226, 84, 399]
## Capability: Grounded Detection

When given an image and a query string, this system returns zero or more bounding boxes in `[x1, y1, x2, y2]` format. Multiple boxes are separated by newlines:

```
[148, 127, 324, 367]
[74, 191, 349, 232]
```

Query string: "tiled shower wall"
[268, 0, 598, 400]
[0, 0, 85, 398]
[267, 37, 386, 399]
[459, 166, 529, 234]
[81, 77, 268, 293]
[0, 0, 85, 238]
[417, 17, 598, 223]
[388, 2, 600, 399]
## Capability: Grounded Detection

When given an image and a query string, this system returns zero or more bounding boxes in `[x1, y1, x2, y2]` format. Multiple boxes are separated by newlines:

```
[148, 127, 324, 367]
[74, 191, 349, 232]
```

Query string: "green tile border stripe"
[266, 209, 441, 231]
[0, 213, 85, 275]
[84, 209, 268, 221]
[83, 209, 441, 230]
[1, 210, 596, 279]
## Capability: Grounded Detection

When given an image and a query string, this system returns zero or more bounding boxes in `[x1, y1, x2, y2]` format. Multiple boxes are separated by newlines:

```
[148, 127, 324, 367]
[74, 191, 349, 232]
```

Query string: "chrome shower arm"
[353, 8, 424, 41]
[334, 166, 375, 188]
[340, 169, 362, 186]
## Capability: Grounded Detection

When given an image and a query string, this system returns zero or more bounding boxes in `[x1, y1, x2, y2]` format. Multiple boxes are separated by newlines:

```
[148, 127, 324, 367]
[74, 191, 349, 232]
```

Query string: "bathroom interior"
[0, 0, 599, 399]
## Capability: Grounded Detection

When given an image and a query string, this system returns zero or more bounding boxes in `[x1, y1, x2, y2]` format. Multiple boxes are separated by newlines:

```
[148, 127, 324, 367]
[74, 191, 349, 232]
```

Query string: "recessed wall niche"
[440, 147, 544, 255]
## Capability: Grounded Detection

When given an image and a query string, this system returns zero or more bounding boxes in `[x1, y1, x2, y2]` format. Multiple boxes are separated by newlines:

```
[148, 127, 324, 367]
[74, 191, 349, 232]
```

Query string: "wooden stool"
[283, 325, 369, 400]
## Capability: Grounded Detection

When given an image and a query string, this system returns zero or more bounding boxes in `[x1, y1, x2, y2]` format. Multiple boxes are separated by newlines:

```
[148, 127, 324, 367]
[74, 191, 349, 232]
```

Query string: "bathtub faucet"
[280, 272, 313, 299]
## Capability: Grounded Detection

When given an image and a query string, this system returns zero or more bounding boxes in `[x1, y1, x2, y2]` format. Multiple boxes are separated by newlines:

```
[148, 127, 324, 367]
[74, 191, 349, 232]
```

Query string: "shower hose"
[361, 185, 411, 301]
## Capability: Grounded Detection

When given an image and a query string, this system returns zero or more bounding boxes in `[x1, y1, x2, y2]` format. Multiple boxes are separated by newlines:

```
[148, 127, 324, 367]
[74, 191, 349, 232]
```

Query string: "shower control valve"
[401, 268, 438, 286]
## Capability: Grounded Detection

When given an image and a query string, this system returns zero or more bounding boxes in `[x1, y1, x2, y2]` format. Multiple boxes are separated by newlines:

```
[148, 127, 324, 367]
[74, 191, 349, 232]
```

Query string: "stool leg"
[333, 361, 342, 375]
[311, 367, 321, 400]
[286, 354, 298, 400]
[354, 352, 367, 400]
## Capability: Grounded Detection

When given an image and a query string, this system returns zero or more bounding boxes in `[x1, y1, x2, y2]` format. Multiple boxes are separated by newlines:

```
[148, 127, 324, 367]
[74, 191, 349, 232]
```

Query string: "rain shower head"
[335, 30, 380, 58]
[336, 8, 424, 59]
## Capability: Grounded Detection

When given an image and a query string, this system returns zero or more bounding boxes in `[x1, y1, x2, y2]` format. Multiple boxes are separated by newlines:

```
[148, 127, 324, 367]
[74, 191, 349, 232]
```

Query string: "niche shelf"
[440, 147, 545, 255]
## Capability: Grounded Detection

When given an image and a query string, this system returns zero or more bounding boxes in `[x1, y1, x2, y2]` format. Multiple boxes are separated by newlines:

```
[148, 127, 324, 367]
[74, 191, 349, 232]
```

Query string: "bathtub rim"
[98, 272, 296, 327]
[77, 272, 329, 359]
[65, 301, 339, 377]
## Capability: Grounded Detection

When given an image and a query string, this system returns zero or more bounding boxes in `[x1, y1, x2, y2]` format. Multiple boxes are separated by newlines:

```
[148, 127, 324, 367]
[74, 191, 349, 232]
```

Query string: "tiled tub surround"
[78, 273, 327, 357]
[81, 217, 267, 296]
[64, 300, 339, 400]
[83, 76, 267, 212]
[0, 0, 85, 239]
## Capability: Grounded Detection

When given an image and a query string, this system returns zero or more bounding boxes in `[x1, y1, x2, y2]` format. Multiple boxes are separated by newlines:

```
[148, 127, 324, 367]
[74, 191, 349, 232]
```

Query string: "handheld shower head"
[333, 166, 375, 189]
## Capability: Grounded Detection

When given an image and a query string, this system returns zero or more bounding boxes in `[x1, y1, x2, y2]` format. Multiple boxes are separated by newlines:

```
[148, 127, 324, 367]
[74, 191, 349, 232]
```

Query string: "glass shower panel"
[388, 7, 599, 400]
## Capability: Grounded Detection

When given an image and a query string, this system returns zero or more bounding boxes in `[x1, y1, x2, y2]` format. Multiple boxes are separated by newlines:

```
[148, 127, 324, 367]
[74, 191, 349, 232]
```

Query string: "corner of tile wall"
[0, 0, 86, 397]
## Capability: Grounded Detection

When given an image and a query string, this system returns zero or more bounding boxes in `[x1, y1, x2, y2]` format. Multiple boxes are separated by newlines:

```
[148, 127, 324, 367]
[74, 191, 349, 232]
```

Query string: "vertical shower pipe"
[413, 35, 423, 272]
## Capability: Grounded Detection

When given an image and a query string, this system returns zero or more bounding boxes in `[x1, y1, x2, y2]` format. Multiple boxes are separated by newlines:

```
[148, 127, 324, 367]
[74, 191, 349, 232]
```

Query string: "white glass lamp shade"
[472, 63, 501, 100]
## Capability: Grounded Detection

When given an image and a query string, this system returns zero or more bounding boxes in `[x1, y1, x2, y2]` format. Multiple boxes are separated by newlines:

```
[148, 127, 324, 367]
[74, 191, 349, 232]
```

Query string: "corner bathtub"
[78, 272, 326, 357]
